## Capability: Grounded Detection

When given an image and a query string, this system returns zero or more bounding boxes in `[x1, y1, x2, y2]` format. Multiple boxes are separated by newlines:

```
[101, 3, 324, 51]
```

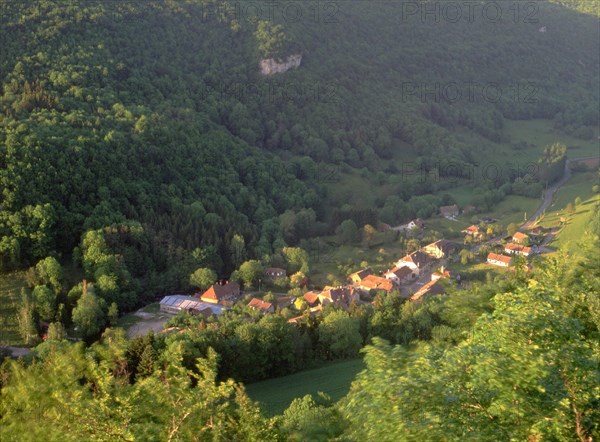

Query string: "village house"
[319, 286, 360, 308]
[348, 268, 374, 285]
[487, 253, 512, 267]
[439, 204, 459, 219]
[512, 232, 529, 244]
[407, 218, 424, 230]
[247, 298, 275, 314]
[384, 265, 414, 284]
[303, 291, 321, 307]
[264, 267, 287, 278]
[396, 250, 429, 276]
[358, 274, 395, 292]
[462, 225, 483, 240]
[505, 243, 533, 257]
[198, 280, 240, 304]
[410, 279, 446, 302]
[423, 239, 457, 259]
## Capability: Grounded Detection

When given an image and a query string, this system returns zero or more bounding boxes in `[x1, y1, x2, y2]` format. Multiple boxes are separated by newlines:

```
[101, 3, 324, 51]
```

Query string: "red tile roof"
[512, 232, 529, 242]
[505, 243, 532, 254]
[303, 291, 320, 305]
[410, 280, 445, 301]
[360, 275, 395, 291]
[398, 251, 429, 267]
[199, 281, 240, 302]
[247, 298, 273, 312]
[487, 253, 512, 264]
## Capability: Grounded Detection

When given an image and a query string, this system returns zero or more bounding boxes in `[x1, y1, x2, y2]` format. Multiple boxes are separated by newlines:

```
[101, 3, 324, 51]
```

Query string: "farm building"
[439, 204, 459, 218]
[248, 298, 275, 313]
[198, 280, 240, 304]
[159, 295, 224, 316]
[487, 253, 512, 267]
[423, 240, 457, 259]
[505, 243, 533, 257]
[512, 232, 529, 243]
[384, 266, 414, 284]
[264, 267, 287, 278]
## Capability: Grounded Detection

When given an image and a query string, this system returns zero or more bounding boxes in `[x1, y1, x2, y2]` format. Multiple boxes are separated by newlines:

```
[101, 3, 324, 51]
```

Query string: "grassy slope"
[434, 119, 599, 226]
[0, 272, 28, 346]
[538, 170, 599, 253]
[502, 119, 600, 161]
[245, 358, 365, 416]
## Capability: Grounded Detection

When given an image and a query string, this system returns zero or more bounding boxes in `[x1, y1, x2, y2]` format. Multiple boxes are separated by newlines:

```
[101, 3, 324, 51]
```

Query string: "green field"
[538, 170, 599, 253]
[245, 358, 365, 416]
[0, 272, 28, 346]
[503, 119, 600, 161]
[450, 261, 511, 281]
[553, 196, 599, 253]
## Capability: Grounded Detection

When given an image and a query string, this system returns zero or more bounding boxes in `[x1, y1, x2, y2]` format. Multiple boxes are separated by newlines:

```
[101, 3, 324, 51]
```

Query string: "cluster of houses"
[158, 235, 470, 321]
[486, 231, 536, 267]
[157, 226, 540, 321]
[159, 267, 289, 317]
[159, 279, 241, 316]
[345, 239, 457, 303]
[462, 224, 484, 241]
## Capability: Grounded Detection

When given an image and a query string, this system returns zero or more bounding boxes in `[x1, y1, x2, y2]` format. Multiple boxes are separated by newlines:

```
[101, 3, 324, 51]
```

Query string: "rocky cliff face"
[259, 54, 302, 75]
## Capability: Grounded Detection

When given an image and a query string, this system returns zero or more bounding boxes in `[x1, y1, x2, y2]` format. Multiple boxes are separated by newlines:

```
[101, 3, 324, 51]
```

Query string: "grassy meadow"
[245, 358, 365, 416]
[538, 170, 599, 253]
[0, 271, 28, 346]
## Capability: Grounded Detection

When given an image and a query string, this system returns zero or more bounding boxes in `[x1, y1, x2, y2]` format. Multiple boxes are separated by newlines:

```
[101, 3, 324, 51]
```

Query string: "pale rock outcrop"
[259, 54, 302, 75]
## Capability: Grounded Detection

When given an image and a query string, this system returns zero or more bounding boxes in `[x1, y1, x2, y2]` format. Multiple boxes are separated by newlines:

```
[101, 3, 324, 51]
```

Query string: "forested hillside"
[0, 0, 598, 302]
[1, 1, 599, 440]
